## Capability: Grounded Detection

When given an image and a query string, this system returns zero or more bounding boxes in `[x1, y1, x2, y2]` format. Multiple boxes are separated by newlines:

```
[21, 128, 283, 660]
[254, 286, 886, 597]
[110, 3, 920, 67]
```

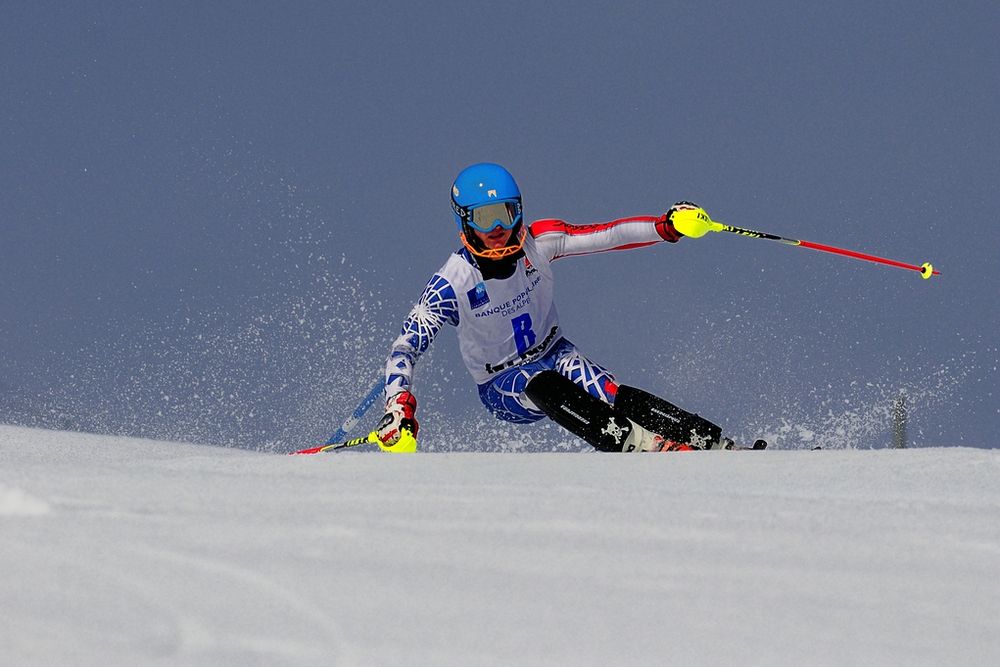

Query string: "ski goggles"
[467, 201, 522, 233]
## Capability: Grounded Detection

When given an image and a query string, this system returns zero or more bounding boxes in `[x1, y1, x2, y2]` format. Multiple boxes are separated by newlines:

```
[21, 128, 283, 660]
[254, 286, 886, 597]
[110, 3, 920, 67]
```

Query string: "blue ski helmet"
[450, 163, 522, 231]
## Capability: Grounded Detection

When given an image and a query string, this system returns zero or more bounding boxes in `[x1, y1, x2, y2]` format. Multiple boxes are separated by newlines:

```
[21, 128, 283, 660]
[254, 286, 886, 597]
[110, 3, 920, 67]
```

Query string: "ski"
[710, 437, 767, 450]
[728, 439, 768, 450]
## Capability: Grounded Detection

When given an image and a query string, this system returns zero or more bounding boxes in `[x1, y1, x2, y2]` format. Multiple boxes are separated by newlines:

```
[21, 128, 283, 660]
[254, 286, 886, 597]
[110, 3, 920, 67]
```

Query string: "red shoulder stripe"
[529, 218, 568, 238]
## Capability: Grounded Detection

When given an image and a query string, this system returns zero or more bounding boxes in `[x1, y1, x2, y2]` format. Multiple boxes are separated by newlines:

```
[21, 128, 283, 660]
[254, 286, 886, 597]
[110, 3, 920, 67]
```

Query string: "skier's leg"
[477, 365, 548, 424]
[613, 385, 723, 449]
[524, 371, 691, 452]
[477, 339, 698, 451]
[614, 387, 769, 449]
[550, 339, 723, 448]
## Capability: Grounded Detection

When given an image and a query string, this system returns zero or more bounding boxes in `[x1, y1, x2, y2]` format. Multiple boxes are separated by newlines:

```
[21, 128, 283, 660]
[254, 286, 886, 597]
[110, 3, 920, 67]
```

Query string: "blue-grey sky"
[2, 1, 997, 449]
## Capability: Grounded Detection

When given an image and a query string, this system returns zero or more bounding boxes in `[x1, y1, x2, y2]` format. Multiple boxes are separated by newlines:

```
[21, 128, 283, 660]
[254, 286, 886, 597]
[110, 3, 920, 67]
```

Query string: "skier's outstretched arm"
[530, 202, 705, 260]
[377, 273, 460, 446]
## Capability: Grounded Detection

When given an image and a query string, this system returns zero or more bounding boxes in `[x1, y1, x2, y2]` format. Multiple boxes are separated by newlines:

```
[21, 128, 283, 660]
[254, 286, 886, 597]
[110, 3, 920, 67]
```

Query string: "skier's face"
[473, 225, 514, 250]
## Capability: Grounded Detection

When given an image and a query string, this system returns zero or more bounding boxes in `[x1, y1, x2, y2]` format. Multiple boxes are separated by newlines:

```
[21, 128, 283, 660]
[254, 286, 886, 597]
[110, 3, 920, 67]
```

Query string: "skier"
[374, 162, 756, 453]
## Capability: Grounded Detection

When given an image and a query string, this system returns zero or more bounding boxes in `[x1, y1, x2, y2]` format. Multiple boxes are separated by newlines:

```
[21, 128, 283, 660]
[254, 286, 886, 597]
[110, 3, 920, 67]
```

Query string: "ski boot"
[622, 422, 696, 452]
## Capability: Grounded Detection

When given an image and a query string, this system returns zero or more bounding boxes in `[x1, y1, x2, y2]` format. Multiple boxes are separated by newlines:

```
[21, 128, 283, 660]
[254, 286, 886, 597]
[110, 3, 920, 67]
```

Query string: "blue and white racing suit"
[384, 215, 681, 422]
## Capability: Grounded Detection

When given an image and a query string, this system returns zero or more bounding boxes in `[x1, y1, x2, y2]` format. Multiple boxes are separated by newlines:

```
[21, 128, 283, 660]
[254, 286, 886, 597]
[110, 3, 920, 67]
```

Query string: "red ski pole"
[718, 223, 939, 279]
[671, 209, 940, 279]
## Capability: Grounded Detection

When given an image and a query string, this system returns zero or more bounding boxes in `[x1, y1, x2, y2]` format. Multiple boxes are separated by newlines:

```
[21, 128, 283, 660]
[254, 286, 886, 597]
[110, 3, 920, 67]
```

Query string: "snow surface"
[2, 425, 998, 666]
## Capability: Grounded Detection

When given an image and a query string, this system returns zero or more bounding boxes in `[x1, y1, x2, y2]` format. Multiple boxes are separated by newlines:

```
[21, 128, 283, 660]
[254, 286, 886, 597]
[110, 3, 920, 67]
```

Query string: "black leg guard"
[614, 385, 722, 447]
[524, 371, 633, 452]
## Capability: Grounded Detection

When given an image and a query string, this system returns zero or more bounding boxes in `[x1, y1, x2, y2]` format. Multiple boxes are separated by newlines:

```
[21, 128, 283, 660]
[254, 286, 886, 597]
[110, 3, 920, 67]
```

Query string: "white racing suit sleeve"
[384, 274, 460, 399]
[528, 215, 681, 261]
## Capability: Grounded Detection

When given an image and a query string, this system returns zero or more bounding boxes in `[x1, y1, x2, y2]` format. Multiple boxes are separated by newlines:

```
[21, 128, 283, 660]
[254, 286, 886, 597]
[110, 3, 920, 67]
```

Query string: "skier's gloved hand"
[667, 201, 721, 239]
[376, 390, 419, 448]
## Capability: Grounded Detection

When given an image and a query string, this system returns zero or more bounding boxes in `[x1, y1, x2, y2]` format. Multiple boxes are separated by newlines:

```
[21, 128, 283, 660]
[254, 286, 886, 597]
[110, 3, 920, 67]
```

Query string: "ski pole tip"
[919, 262, 938, 279]
[290, 445, 326, 455]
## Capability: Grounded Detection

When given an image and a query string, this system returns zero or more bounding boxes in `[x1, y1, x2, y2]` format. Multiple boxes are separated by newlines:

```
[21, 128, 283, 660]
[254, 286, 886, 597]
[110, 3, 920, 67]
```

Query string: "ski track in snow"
[2, 424, 999, 666]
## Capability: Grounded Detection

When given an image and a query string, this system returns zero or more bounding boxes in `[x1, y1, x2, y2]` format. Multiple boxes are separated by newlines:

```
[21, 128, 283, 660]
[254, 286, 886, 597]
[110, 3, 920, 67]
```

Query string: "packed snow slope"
[2, 425, 998, 666]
